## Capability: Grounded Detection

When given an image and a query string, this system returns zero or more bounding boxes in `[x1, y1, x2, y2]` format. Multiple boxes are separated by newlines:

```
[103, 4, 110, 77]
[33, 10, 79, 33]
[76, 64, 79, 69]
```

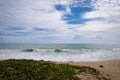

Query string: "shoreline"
[0, 59, 120, 80]
[56, 60, 120, 80]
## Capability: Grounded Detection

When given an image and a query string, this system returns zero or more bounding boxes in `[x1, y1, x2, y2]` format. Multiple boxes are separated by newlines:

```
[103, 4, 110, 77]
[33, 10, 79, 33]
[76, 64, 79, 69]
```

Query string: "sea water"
[0, 44, 120, 61]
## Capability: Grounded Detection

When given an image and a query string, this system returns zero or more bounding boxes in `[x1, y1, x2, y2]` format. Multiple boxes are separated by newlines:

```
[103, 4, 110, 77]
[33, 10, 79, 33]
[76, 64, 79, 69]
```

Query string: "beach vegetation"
[0, 59, 108, 80]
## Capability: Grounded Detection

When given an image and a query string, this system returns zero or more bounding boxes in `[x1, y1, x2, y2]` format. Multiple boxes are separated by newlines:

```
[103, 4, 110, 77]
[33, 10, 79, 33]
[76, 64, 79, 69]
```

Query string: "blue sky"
[0, 0, 120, 43]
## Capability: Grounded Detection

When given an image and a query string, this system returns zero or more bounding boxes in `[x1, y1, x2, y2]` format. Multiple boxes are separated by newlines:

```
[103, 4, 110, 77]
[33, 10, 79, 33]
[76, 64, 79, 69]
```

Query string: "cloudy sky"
[0, 0, 120, 43]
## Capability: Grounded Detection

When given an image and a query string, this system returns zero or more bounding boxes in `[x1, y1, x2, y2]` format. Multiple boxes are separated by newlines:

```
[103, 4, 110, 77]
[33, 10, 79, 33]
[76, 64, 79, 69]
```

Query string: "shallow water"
[0, 44, 120, 61]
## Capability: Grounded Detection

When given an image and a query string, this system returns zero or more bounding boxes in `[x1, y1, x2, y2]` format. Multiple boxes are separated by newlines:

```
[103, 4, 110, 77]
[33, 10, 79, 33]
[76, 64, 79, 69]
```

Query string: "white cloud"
[83, 0, 120, 20]
[0, 0, 120, 43]
[78, 21, 118, 31]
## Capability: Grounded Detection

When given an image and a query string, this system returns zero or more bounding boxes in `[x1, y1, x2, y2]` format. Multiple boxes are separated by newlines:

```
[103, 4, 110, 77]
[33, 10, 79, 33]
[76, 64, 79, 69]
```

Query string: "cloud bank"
[0, 0, 120, 43]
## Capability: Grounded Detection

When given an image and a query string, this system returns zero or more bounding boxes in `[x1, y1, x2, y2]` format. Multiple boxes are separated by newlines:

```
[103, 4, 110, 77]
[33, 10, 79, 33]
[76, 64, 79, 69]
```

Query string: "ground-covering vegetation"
[0, 59, 108, 80]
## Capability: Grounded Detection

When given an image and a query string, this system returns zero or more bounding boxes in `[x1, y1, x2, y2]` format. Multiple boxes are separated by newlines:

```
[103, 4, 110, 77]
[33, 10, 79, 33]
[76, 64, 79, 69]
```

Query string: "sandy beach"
[57, 60, 120, 80]
[2, 60, 120, 80]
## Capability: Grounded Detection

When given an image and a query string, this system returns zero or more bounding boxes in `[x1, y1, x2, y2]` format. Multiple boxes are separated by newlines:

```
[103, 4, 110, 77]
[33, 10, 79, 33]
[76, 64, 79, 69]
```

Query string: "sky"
[0, 0, 120, 43]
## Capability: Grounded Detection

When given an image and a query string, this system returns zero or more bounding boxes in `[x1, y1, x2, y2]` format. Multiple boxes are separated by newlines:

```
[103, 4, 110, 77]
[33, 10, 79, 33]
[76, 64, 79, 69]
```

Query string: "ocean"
[0, 44, 120, 61]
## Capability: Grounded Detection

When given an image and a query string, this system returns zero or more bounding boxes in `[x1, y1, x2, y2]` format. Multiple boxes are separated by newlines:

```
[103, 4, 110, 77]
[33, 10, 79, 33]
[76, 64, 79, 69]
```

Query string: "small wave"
[23, 49, 34, 52]
[21, 47, 120, 55]
[0, 47, 120, 61]
[22, 48, 70, 53]
[113, 48, 120, 51]
[54, 49, 62, 52]
[21, 48, 113, 53]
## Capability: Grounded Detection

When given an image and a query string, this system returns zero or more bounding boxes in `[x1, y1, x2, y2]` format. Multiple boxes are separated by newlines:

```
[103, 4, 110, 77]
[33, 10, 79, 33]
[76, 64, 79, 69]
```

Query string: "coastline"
[56, 60, 120, 80]
[0, 59, 120, 80]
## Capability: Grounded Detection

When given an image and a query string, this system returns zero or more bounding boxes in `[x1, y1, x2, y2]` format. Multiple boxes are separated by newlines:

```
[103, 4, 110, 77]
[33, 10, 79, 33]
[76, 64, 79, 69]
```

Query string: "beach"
[57, 60, 120, 80]
[1, 59, 119, 80]
[0, 0, 119, 79]
[0, 44, 120, 80]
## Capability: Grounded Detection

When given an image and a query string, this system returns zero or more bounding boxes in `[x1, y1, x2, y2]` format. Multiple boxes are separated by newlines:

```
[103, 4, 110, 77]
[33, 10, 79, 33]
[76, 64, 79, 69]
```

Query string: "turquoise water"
[0, 43, 120, 49]
[0, 44, 120, 61]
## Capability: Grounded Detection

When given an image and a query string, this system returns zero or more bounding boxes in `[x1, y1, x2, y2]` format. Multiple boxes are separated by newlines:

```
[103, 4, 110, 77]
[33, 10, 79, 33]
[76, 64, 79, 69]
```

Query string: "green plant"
[0, 59, 108, 80]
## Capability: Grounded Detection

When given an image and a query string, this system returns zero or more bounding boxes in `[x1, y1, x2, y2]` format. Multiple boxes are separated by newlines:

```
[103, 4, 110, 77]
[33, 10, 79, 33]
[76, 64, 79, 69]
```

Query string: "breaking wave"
[0, 47, 120, 61]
